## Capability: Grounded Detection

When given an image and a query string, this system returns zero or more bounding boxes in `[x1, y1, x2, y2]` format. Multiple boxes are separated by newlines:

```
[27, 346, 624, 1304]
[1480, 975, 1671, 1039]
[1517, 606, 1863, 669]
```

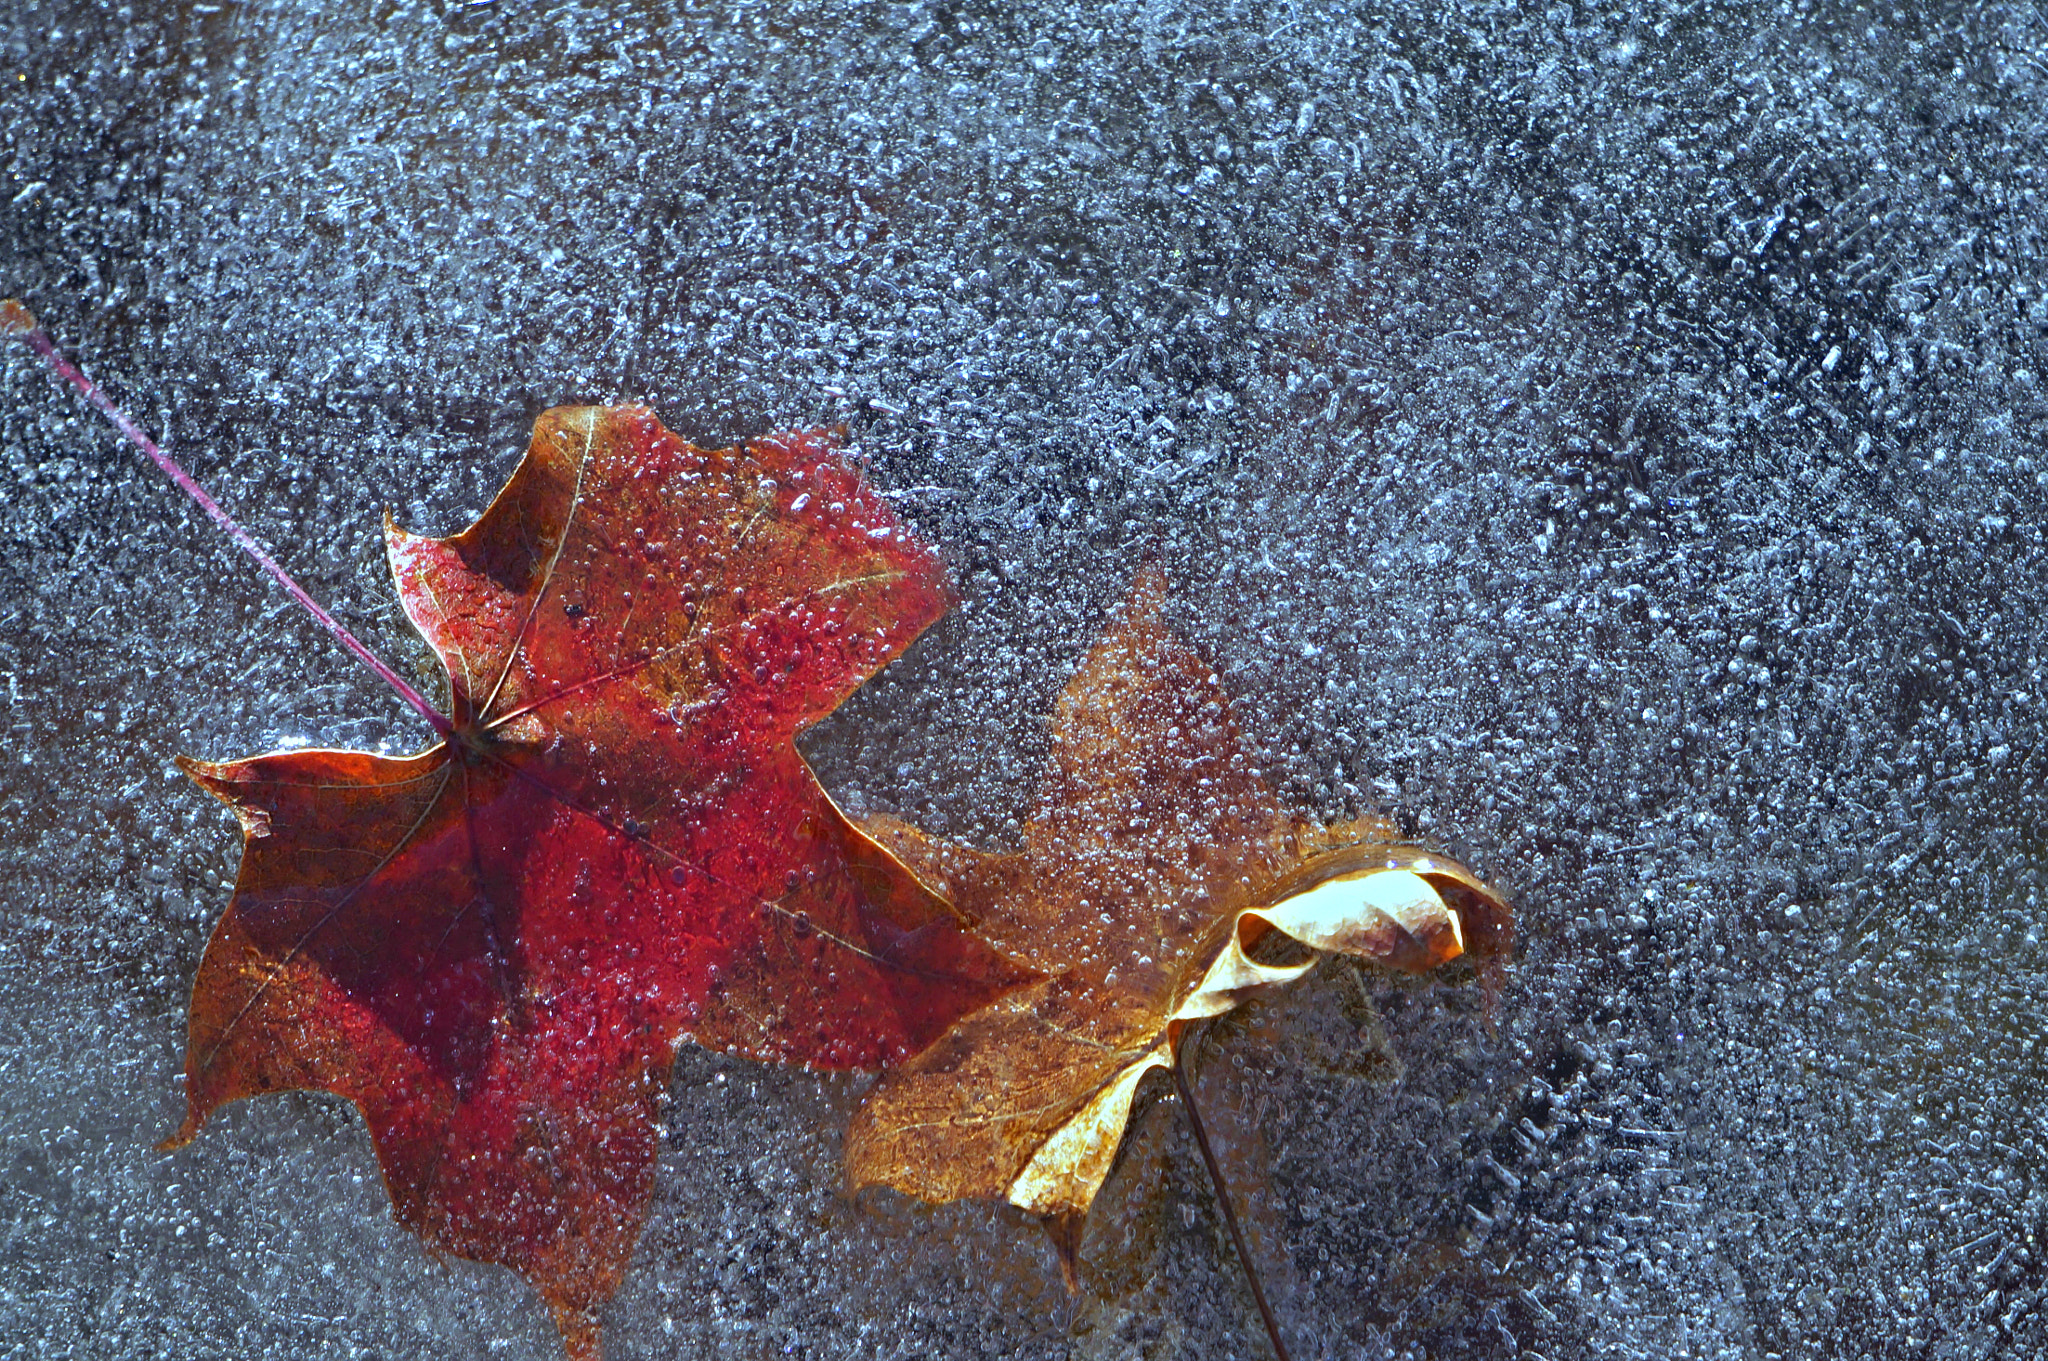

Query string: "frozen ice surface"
[4, 1, 2047, 1357]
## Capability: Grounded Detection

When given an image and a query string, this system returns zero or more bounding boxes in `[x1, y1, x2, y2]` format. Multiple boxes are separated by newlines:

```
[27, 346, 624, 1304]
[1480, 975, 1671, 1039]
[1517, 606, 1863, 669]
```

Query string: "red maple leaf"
[161, 405, 1028, 1356]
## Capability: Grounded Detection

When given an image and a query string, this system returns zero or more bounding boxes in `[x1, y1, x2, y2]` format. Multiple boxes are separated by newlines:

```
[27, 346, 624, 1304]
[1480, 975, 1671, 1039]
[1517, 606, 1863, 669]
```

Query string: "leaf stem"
[4, 300, 453, 739]
[1174, 1032, 1292, 1361]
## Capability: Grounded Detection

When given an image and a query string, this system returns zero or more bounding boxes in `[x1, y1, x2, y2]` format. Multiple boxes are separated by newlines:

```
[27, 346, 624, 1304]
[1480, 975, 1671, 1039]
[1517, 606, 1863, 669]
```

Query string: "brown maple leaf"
[164, 405, 1029, 1358]
[848, 565, 1510, 1284]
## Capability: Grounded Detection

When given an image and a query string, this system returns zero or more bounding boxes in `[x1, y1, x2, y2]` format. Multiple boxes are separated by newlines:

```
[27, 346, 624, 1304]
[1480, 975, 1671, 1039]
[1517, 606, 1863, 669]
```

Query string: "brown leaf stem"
[1173, 1030, 1291, 1361]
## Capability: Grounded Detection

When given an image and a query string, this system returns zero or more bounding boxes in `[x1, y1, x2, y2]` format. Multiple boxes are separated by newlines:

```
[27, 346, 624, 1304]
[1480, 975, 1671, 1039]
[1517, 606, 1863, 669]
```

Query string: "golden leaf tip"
[1040, 1211, 1086, 1295]
[1, 299, 35, 335]
[550, 1302, 605, 1361]
[156, 1112, 201, 1154]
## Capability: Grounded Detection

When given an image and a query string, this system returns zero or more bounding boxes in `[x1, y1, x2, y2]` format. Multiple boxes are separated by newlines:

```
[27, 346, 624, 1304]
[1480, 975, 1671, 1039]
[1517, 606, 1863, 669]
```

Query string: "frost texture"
[3, 2, 2046, 1358]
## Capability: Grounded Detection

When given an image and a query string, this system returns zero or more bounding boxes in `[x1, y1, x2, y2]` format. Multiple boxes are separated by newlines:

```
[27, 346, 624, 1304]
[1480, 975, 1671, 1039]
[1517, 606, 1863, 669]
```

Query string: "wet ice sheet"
[3, 2, 2046, 1357]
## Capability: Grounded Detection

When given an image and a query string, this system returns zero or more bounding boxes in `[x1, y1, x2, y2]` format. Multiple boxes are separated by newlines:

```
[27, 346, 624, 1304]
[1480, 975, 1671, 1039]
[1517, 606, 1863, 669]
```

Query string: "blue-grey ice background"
[5, 2, 2048, 1357]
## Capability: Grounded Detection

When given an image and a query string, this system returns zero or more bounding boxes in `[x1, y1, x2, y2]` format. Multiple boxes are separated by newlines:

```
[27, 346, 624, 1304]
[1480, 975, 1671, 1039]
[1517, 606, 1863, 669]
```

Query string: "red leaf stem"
[3, 299, 452, 738]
